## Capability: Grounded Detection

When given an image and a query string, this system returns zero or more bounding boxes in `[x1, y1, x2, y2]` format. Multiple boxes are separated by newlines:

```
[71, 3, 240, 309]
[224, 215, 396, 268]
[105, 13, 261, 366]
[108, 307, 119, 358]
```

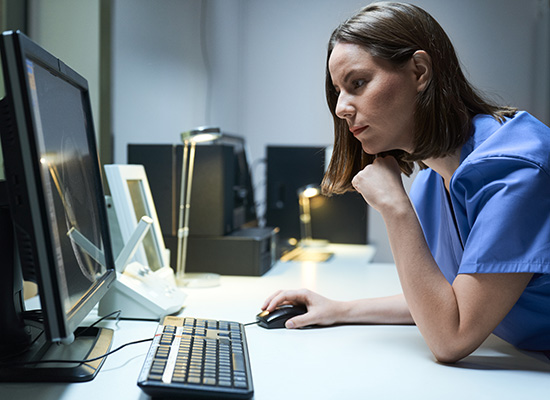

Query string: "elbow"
[431, 349, 466, 364]
[421, 324, 486, 364]
[428, 339, 478, 364]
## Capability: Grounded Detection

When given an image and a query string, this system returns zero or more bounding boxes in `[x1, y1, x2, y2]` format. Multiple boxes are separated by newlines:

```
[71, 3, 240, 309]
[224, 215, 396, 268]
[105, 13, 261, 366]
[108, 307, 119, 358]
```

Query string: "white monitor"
[105, 164, 169, 271]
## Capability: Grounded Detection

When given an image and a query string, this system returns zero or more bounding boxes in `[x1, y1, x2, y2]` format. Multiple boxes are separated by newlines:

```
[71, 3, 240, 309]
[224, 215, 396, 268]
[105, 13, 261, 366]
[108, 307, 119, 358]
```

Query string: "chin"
[361, 143, 385, 156]
[361, 142, 409, 157]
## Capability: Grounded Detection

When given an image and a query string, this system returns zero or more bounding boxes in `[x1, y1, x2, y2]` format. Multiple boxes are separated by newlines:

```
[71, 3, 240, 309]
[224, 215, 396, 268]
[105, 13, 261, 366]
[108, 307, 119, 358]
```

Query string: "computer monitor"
[266, 145, 368, 250]
[217, 134, 258, 228]
[0, 31, 116, 382]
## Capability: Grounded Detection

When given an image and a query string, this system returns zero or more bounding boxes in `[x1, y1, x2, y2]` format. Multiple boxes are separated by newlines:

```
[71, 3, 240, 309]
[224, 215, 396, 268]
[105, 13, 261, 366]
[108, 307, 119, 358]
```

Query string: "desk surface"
[1, 244, 549, 399]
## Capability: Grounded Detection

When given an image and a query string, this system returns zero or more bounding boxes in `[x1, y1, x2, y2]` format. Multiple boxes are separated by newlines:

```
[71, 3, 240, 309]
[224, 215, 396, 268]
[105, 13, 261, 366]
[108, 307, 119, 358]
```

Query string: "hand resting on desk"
[262, 289, 340, 329]
[261, 289, 413, 329]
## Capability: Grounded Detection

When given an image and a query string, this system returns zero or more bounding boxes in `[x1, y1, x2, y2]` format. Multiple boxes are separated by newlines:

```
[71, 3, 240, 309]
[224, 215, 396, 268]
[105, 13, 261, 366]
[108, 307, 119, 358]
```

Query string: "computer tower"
[266, 145, 368, 246]
[128, 142, 276, 276]
[164, 227, 277, 276]
[128, 144, 235, 238]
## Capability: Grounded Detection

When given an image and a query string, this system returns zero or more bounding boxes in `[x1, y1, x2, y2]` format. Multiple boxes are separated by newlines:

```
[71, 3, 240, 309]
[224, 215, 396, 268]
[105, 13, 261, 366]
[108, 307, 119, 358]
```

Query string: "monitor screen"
[0, 31, 115, 382]
[30, 55, 108, 318]
[126, 178, 165, 270]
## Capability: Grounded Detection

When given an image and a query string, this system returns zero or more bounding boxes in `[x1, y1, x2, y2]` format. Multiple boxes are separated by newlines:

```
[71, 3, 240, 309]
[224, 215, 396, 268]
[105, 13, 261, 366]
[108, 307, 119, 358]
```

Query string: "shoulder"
[410, 168, 437, 204]
[451, 112, 550, 192]
[463, 112, 550, 172]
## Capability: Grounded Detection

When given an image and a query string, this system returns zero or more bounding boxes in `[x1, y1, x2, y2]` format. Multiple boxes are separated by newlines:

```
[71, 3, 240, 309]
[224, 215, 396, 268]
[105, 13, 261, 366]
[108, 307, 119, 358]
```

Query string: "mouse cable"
[243, 321, 259, 327]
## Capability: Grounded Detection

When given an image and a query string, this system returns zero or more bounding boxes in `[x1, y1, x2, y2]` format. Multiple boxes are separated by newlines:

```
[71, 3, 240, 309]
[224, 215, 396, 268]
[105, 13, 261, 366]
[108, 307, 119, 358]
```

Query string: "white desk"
[1, 244, 549, 399]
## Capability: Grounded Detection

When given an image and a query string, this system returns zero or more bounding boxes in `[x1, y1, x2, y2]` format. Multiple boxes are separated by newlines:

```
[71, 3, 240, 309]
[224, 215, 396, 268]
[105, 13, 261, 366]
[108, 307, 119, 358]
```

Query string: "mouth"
[350, 125, 368, 136]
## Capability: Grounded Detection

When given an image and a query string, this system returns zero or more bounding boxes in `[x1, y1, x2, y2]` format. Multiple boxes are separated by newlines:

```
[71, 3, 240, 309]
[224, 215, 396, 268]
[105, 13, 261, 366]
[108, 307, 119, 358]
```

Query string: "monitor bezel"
[104, 163, 168, 272]
[0, 30, 116, 343]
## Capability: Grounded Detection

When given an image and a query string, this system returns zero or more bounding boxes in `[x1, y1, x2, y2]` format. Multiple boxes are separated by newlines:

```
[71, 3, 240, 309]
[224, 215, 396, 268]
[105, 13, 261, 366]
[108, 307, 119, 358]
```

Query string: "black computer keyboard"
[137, 316, 254, 399]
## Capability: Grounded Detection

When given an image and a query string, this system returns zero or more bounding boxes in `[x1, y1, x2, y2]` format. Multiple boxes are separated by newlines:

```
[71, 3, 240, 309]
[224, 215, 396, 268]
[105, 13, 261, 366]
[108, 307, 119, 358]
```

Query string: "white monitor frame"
[104, 164, 168, 271]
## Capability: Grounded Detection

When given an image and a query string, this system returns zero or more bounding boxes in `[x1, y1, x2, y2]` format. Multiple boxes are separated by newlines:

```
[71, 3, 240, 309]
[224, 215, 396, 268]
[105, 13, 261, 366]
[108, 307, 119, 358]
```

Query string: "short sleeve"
[450, 156, 550, 287]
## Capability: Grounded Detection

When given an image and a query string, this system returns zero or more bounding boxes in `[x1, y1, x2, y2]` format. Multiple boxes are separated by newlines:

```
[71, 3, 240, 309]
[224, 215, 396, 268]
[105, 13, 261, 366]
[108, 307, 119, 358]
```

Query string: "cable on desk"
[243, 321, 259, 327]
[0, 309, 136, 368]
[76, 310, 122, 338]
[0, 337, 154, 367]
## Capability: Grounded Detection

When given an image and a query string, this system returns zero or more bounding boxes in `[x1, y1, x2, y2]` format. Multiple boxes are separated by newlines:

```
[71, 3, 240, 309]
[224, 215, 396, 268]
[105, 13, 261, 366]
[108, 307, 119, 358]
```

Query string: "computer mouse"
[256, 304, 308, 329]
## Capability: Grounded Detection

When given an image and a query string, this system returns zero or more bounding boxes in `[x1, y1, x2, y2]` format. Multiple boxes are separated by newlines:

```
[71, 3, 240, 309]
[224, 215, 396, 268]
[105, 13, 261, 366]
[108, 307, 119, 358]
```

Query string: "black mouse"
[256, 304, 308, 329]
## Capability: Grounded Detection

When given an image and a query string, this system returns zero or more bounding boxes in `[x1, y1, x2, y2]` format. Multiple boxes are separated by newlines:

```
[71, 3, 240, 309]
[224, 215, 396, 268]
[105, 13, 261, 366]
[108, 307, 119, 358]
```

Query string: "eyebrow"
[333, 68, 371, 88]
[342, 69, 358, 83]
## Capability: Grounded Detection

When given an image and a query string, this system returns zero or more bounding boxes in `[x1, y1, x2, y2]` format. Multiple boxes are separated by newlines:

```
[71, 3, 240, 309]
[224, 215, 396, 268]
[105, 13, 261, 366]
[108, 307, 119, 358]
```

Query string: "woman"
[262, 2, 550, 363]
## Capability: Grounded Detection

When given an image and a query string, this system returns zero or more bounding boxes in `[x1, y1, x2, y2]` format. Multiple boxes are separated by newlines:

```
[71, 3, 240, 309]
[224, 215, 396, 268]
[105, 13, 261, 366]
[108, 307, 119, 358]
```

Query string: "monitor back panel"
[265, 145, 368, 246]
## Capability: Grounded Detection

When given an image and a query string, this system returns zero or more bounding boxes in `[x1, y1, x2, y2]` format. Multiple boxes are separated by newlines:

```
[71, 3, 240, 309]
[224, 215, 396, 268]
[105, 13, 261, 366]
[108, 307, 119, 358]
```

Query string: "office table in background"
[1, 244, 548, 399]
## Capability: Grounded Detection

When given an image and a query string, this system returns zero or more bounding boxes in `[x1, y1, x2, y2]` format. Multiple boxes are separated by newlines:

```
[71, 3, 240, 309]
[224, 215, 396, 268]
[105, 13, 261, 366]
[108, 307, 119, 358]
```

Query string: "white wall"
[111, 0, 207, 161]
[27, 0, 101, 145]
[28, 0, 550, 262]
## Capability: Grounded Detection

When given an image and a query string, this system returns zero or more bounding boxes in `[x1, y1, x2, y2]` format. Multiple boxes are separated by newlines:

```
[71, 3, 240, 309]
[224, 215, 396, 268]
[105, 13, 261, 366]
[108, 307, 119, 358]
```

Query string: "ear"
[411, 50, 432, 92]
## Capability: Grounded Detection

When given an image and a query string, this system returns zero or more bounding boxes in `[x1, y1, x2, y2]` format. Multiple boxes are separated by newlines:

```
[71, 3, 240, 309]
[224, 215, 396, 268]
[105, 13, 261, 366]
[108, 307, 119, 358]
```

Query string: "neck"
[423, 151, 461, 192]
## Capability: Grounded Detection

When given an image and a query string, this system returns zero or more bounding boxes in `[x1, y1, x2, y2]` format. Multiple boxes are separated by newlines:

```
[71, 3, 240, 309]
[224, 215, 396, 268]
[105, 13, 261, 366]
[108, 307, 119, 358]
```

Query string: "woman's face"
[328, 42, 420, 155]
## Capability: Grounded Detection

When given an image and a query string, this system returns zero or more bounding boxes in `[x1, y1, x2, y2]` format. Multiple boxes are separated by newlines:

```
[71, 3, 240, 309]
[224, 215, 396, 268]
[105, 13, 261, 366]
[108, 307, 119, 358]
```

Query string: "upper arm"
[452, 158, 550, 277]
[449, 272, 533, 356]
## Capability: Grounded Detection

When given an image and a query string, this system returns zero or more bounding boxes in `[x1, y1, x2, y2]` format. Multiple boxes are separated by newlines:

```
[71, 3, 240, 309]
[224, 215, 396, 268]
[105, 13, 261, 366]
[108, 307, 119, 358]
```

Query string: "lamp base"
[176, 272, 220, 288]
[299, 238, 329, 248]
[280, 240, 333, 262]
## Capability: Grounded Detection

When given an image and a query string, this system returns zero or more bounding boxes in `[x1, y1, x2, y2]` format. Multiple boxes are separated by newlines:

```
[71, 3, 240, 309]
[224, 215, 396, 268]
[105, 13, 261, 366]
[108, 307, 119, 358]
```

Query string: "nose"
[335, 92, 354, 120]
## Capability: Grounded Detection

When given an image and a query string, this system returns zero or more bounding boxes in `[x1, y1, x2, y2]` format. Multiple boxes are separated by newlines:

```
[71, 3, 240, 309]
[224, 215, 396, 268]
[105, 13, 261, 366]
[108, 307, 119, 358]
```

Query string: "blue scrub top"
[410, 111, 550, 351]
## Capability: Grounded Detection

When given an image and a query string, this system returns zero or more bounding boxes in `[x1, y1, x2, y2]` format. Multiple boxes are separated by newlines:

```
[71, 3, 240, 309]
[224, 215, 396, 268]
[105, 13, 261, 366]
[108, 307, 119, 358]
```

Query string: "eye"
[352, 79, 366, 90]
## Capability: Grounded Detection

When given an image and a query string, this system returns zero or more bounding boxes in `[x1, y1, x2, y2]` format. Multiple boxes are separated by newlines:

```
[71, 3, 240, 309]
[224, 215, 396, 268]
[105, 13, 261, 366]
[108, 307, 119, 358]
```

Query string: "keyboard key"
[148, 373, 163, 381]
[188, 376, 201, 384]
[232, 353, 245, 372]
[203, 377, 216, 385]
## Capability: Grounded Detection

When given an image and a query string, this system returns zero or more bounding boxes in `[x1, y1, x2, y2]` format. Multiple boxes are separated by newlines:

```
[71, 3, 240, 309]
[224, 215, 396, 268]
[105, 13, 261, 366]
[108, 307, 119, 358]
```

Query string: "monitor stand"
[0, 321, 113, 383]
[0, 186, 114, 382]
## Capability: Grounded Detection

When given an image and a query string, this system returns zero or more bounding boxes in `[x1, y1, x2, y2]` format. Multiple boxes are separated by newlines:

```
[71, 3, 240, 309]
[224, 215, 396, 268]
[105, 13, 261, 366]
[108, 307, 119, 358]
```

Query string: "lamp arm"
[176, 141, 189, 278]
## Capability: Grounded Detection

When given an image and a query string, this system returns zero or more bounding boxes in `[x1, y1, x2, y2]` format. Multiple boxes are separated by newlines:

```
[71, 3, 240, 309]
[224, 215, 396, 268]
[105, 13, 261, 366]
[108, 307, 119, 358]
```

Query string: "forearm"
[382, 200, 464, 352]
[336, 293, 414, 325]
[378, 195, 535, 363]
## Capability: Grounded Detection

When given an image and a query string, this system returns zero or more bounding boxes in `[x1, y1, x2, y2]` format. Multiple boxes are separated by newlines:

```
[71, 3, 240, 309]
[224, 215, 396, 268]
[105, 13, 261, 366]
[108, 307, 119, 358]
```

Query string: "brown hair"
[322, 2, 516, 195]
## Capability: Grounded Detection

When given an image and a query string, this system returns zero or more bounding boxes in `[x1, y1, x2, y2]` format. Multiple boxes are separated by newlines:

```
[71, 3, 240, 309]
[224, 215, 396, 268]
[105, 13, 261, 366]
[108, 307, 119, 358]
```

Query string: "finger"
[265, 289, 309, 312]
[285, 313, 313, 329]
[265, 292, 294, 311]
[261, 290, 283, 310]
